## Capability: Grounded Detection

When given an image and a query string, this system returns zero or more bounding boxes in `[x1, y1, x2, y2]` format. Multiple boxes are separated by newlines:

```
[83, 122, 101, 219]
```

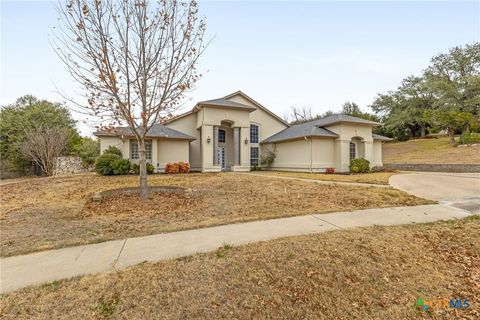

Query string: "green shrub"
[95, 154, 121, 175]
[131, 163, 155, 174]
[349, 158, 370, 173]
[459, 132, 480, 145]
[112, 159, 131, 175]
[103, 146, 122, 157]
[146, 163, 155, 174]
[72, 137, 100, 168]
[132, 163, 140, 174]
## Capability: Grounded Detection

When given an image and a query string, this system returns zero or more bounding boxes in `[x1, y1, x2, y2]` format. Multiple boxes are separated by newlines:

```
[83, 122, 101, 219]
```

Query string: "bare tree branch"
[19, 126, 68, 176]
[53, 0, 209, 198]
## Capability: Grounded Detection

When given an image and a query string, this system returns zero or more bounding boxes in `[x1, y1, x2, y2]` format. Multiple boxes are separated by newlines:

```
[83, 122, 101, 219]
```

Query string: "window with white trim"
[131, 140, 152, 159]
[250, 124, 259, 144]
[350, 142, 356, 160]
[145, 141, 152, 159]
[250, 147, 259, 166]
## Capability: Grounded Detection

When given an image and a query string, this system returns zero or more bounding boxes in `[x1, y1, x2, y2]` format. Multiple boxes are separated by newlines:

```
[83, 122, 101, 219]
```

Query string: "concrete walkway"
[0, 203, 473, 294]
[241, 172, 390, 188]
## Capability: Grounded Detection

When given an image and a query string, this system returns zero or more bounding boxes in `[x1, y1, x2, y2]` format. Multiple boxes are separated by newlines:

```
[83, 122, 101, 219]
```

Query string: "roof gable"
[164, 90, 290, 126]
[197, 97, 256, 111]
[223, 91, 289, 126]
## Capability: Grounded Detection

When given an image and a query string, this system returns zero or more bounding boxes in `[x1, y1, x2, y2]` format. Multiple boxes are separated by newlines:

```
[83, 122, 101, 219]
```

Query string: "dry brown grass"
[253, 171, 397, 185]
[1, 216, 478, 320]
[383, 137, 480, 164]
[0, 173, 431, 257]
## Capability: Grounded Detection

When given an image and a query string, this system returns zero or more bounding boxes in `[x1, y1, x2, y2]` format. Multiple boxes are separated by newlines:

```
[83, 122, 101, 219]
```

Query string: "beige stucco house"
[95, 91, 391, 173]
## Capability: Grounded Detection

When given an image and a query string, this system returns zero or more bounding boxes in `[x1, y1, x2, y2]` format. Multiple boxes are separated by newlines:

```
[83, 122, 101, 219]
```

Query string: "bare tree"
[53, 0, 208, 198]
[286, 106, 313, 124]
[285, 106, 330, 125]
[20, 126, 69, 176]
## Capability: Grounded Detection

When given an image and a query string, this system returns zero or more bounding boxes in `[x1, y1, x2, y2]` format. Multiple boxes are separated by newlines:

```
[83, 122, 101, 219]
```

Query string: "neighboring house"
[95, 91, 391, 173]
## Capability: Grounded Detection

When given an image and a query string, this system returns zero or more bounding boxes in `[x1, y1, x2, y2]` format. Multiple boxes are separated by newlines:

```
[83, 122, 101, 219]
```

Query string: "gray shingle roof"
[198, 98, 256, 111]
[308, 114, 381, 127]
[372, 133, 393, 141]
[261, 122, 338, 143]
[261, 114, 382, 144]
[94, 124, 195, 140]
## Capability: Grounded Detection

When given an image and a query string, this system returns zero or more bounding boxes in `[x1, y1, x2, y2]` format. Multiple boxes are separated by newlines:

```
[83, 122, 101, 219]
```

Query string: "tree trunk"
[464, 123, 471, 134]
[138, 138, 148, 199]
[447, 127, 455, 144]
[420, 124, 426, 138]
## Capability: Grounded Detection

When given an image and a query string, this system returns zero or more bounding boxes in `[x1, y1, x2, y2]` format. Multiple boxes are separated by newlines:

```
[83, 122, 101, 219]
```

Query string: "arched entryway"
[213, 120, 240, 171]
[350, 137, 365, 160]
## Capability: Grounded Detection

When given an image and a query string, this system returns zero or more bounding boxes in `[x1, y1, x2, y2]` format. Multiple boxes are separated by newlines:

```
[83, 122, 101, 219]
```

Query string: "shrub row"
[95, 155, 155, 176]
[165, 162, 190, 174]
[95, 147, 155, 175]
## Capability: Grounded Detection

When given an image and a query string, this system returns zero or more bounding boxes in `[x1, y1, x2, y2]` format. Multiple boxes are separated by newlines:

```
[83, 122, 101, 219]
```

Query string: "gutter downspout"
[305, 136, 312, 173]
[309, 137, 313, 173]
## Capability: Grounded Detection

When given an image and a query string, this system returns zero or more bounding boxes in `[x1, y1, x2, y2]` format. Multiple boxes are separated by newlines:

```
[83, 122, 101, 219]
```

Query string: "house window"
[131, 141, 139, 159]
[250, 124, 259, 144]
[250, 147, 259, 166]
[218, 129, 226, 143]
[350, 142, 356, 160]
[145, 141, 152, 159]
[131, 140, 152, 160]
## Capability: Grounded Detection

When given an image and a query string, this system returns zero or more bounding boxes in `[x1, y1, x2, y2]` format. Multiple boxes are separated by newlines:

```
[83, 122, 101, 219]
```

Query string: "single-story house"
[94, 91, 391, 173]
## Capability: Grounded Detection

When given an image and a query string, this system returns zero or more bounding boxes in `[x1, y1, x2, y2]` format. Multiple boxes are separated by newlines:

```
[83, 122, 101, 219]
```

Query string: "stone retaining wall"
[383, 163, 480, 173]
[53, 156, 89, 175]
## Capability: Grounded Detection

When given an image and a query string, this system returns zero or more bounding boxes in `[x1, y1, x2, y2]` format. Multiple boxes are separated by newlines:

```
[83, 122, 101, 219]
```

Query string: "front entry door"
[217, 147, 226, 170]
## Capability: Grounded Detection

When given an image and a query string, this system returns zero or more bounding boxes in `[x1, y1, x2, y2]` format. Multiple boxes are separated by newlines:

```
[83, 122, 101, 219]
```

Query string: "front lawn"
[1, 216, 477, 319]
[251, 171, 396, 185]
[0, 173, 431, 257]
[383, 136, 480, 164]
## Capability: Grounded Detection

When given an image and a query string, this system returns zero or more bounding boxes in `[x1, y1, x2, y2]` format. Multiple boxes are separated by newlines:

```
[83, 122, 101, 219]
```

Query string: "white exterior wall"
[372, 141, 383, 167]
[159, 93, 388, 173]
[99, 136, 129, 159]
[157, 139, 190, 172]
[99, 135, 190, 173]
[228, 94, 287, 141]
[164, 112, 201, 171]
[227, 93, 287, 171]
[201, 107, 251, 172]
[264, 138, 336, 172]
[326, 123, 376, 172]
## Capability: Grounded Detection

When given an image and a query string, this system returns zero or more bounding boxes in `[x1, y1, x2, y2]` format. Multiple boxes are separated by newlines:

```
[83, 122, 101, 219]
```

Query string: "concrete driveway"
[389, 172, 480, 213]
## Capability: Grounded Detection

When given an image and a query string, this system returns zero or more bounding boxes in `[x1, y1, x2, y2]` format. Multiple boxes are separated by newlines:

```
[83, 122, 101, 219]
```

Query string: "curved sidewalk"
[0, 203, 473, 294]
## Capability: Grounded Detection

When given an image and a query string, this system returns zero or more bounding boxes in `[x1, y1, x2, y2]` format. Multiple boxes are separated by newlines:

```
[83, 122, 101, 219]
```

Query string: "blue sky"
[1, 1, 479, 135]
